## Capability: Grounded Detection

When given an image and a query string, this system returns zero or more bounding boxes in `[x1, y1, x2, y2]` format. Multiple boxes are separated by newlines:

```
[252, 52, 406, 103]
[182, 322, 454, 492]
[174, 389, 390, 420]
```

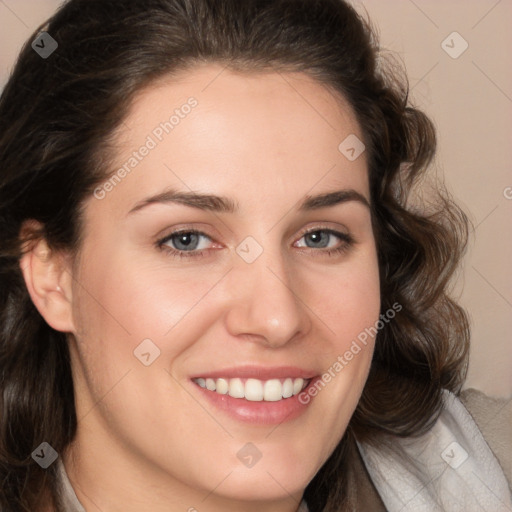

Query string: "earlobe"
[19, 232, 75, 333]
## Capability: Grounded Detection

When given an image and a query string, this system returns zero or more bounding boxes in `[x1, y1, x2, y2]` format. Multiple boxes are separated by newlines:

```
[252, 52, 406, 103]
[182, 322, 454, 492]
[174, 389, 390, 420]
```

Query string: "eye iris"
[166, 230, 339, 253]
[174, 232, 199, 251]
[306, 231, 329, 248]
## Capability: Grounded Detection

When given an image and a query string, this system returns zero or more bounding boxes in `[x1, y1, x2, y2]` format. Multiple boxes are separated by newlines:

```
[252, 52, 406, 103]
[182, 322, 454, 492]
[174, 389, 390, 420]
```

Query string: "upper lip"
[190, 365, 318, 380]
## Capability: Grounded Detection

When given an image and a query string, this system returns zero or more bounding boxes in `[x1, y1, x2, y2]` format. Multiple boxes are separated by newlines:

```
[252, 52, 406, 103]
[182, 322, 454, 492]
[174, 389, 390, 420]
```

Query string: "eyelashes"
[156, 227, 355, 260]
[158, 229, 211, 258]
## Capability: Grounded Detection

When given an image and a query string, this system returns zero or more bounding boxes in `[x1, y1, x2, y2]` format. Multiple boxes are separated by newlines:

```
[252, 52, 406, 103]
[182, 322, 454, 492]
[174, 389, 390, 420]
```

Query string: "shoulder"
[355, 388, 512, 511]
[459, 387, 512, 487]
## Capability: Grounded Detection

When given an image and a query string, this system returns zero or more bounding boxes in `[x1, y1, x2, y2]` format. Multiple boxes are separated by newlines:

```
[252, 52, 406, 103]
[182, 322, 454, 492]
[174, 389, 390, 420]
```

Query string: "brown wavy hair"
[0, 0, 471, 510]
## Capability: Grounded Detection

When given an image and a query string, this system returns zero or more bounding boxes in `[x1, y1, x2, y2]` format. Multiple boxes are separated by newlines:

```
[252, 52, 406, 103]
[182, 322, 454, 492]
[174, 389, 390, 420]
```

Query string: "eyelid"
[157, 223, 352, 246]
[296, 224, 350, 239]
[157, 229, 216, 249]
[154, 222, 217, 240]
[156, 223, 355, 260]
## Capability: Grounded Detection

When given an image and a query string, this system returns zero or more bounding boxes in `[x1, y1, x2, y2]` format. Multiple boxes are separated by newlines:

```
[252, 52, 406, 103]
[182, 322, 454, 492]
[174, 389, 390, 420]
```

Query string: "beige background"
[1, 0, 510, 397]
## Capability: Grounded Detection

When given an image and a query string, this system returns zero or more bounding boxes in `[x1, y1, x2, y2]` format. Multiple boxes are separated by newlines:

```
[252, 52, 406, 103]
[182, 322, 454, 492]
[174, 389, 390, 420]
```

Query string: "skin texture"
[21, 64, 381, 512]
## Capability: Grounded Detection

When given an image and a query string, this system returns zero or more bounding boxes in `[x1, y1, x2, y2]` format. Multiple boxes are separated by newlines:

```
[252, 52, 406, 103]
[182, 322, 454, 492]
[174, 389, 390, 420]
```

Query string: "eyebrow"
[127, 187, 370, 215]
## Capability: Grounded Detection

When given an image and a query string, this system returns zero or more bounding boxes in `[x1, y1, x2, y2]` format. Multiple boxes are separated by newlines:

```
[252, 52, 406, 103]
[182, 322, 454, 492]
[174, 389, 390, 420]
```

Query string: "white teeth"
[292, 378, 303, 395]
[263, 379, 283, 402]
[216, 378, 229, 394]
[245, 379, 263, 401]
[194, 376, 309, 401]
[228, 378, 244, 399]
[282, 378, 293, 398]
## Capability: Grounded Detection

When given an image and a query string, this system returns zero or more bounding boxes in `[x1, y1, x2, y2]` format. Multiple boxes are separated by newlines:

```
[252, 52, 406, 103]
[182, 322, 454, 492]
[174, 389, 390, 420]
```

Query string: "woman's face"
[67, 64, 380, 509]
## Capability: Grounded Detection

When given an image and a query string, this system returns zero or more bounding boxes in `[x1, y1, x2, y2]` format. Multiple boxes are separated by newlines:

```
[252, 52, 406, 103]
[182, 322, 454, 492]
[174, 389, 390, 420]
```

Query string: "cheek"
[304, 245, 380, 412]
[316, 247, 381, 347]
[70, 242, 229, 371]
[67, 230, 382, 494]
[71, 225, 381, 367]
[72, 232, 381, 361]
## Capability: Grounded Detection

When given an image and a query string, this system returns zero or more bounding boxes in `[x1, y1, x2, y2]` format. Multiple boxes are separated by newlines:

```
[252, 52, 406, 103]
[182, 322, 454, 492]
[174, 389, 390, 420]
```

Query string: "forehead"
[94, 64, 369, 218]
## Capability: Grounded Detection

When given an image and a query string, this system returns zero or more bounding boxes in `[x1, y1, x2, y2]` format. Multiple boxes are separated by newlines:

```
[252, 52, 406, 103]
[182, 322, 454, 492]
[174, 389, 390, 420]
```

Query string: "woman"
[0, 0, 510, 511]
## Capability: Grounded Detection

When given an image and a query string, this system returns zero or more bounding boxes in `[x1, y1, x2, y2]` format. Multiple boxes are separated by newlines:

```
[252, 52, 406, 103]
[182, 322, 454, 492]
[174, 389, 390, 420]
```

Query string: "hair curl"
[0, 0, 471, 510]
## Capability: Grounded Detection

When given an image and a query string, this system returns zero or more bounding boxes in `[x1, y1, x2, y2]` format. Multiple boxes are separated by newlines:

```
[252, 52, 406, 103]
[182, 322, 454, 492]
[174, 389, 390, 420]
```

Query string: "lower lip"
[190, 377, 319, 425]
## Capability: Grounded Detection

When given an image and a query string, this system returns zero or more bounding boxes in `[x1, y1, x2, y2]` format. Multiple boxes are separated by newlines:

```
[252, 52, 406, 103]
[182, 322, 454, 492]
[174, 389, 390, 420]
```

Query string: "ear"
[19, 221, 75, 333]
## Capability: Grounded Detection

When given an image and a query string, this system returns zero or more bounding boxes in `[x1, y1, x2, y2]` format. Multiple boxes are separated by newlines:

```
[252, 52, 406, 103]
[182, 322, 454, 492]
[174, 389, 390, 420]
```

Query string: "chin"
[214, 469, 311, 502]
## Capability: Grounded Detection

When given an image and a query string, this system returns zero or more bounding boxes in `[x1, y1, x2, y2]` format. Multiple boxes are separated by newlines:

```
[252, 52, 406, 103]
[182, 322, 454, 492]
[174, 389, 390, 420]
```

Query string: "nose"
[224, 245, 312, 348]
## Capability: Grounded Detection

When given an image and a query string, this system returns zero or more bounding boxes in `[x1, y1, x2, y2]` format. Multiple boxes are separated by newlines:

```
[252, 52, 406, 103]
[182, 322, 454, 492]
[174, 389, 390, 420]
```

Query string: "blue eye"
[157, 228, 354, 260]
[296, 229, 351, 250]
[158, 230, 212, 258]
[294, 228, 354, 258]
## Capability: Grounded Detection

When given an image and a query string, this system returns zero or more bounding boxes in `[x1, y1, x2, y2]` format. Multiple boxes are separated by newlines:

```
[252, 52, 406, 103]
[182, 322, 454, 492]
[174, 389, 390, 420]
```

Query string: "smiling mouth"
[193, 377, 310, 402]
